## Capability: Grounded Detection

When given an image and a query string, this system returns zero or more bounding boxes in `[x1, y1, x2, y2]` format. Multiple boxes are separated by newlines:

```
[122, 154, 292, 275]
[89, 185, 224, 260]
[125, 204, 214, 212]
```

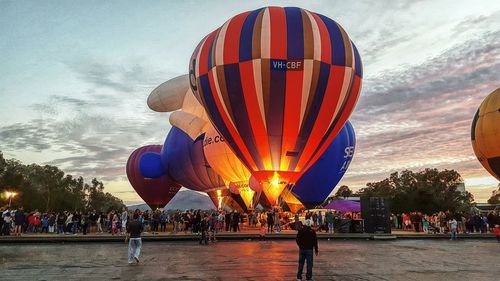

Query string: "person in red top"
[27, 213, 35, 233]
[33, 215, 41, 233]
[493, 224, 500, 242]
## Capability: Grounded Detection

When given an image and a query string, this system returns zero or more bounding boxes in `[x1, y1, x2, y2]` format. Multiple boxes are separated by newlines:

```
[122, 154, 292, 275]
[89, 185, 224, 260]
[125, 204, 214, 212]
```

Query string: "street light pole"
[5, 191, 17, 208]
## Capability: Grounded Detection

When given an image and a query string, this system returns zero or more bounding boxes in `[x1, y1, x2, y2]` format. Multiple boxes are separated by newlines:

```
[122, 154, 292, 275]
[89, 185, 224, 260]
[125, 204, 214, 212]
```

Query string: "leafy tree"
[0, 150, 125, 212]
[487, 184, 500, 204]
[335, 185, 353, 198]
[356, 169, 474, 214]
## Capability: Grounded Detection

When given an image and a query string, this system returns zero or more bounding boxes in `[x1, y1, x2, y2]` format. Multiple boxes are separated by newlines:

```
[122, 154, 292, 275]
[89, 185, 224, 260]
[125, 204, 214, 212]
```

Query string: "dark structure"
[361, 197, 391, 234]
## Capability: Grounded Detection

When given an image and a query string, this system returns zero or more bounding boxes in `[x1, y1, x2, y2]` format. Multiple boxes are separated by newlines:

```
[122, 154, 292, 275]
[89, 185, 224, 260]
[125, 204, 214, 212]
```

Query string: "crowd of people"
[392, 211, 500, 236]
[0, 205, 363, 237]
[2, 205, 499, 241]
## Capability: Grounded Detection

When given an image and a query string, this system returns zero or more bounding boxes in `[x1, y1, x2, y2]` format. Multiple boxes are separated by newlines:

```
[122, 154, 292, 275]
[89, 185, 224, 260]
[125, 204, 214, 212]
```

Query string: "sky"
[1, 0, 499, 204]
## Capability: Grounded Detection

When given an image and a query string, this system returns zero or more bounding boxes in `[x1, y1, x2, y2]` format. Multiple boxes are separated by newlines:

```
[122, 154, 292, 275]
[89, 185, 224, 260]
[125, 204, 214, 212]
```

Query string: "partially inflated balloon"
[162, 127, 226, 193]
[292, 121, 355, 208]
[471, 88, 500, 181]
[169, 89, 212, 140]
[163, 127, 244, 211]
[203, 126, 261, 209]
[190, 7, 363, 196]
[147, 75, 189, 112]
[126, 145, 181, 209]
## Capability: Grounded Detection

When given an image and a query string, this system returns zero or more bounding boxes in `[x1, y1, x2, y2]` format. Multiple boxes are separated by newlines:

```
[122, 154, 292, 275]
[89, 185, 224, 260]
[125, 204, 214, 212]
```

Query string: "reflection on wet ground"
[1, 240, 499, 280]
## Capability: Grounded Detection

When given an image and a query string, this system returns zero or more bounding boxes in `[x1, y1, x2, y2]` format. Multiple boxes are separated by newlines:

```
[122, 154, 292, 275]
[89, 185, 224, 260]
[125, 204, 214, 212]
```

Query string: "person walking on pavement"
[449, 217, 458, 240]
[199, 214, 209, 245]
[296, 219, 318, 281]
[126, 213, 144, 264]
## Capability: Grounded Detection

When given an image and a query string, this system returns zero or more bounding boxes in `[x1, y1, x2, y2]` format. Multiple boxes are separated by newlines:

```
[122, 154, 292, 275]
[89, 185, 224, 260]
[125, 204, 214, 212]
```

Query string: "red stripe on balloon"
[199, 31, 218, 75]
[281, 68, 304, 170]
[269, 7, 287, 59]
[223, 11, 250, 64]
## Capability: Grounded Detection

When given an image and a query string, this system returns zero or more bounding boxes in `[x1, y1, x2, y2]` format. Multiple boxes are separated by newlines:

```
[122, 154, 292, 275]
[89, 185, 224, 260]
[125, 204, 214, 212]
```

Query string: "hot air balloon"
[203, 126, 262, 209]
[292, 121, 356, 208]
[471, 88, 500, 181]
[140, 127, 245, 211]
[189, 7, 363, 205]
[126, 145, 181, 209]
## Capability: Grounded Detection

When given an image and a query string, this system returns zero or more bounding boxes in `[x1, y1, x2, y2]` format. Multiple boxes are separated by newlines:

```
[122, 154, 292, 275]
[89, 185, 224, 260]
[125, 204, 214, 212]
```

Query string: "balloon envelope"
[190, 7, 363, 187]
[163, 127, 226, 192]
[471, 87, 500, 181]
[204, 126, 261, 209]
[147, 75, 189, 112]
[162, 127, 245, 211]
[292, 121, 356, 208]
[126, 145, 181, 209]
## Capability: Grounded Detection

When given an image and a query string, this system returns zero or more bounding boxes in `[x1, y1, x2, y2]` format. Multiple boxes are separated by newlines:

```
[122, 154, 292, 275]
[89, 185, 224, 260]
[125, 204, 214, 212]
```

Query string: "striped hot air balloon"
[189, 7, 363, 203]
[471, 88, 500, 181]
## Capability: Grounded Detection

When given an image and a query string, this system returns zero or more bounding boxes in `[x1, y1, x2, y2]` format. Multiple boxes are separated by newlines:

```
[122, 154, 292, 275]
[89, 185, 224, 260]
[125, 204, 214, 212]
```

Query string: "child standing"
[112, 214, 119, 236]
[494, 225, 500, 242]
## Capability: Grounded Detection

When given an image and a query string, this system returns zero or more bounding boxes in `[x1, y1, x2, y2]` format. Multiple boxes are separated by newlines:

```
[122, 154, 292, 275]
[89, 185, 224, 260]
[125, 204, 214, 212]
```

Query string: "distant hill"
[127, 189, 215, 211]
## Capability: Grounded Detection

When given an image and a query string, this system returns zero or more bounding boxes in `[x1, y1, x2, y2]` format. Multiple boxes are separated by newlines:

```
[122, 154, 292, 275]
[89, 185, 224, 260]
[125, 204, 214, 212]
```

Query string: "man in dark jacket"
[224, 211, 232, 232]
[14, 207, 25, 236]
[126, 213, 144, 264]
[199, 214, 210, 245]
[232, 210, 240, 232]
[296, 219, 318, 281]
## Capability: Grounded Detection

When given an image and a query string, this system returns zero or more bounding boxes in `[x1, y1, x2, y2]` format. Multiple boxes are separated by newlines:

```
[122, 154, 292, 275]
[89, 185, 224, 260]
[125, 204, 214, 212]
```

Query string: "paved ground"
[1, 240, 499, 281]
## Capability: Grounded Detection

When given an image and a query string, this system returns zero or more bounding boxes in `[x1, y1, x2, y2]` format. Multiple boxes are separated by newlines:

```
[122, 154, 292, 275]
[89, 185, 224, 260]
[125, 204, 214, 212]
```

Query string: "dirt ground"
[1, 240, 499, 281]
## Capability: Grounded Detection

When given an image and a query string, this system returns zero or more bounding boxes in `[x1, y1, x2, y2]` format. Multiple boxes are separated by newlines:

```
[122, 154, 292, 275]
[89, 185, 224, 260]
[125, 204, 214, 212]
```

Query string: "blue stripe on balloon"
[223, 64, 265, 170]
[268, 60, 287, 169]
[290, 62, 331, 169]
[318, 15, 345, 66]
[285, 7, 304, 60]
[239, 8, 262, 62]
[352, 42, 363, 77]
[198, 74, 254, 172]
[207, 37, 214, 70]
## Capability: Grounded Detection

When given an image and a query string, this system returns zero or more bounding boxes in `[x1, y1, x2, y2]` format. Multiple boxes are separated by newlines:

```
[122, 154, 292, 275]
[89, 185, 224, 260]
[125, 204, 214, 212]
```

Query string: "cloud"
[342, 29, 500, 196]
[0, 59, 173, 184]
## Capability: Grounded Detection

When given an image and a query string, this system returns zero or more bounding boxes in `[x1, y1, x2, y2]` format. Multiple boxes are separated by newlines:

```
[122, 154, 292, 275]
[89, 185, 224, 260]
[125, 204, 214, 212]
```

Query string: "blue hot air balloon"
[291, 121, 356, 209]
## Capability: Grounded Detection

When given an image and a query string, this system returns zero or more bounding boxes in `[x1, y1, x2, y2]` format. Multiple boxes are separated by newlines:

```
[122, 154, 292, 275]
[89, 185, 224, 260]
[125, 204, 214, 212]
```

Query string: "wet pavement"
[1, 240, 499, 281]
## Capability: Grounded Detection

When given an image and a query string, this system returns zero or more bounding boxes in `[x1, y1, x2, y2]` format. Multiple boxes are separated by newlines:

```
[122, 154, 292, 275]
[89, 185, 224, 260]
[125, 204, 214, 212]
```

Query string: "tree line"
[0, 151, 125, 212]
[332, 168, 480, 214]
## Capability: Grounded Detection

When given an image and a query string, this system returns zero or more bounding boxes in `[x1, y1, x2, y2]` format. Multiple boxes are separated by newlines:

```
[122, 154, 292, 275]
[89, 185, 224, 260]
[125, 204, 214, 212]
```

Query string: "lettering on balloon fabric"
[270, 59, 304, 71]
[203, 135, 225, 147]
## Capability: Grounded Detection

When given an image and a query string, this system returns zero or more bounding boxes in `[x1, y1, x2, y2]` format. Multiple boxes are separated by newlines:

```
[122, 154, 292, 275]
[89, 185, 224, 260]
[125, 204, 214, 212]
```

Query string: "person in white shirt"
[121, 208, 128, 235]
[449, 218, 458, 240]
